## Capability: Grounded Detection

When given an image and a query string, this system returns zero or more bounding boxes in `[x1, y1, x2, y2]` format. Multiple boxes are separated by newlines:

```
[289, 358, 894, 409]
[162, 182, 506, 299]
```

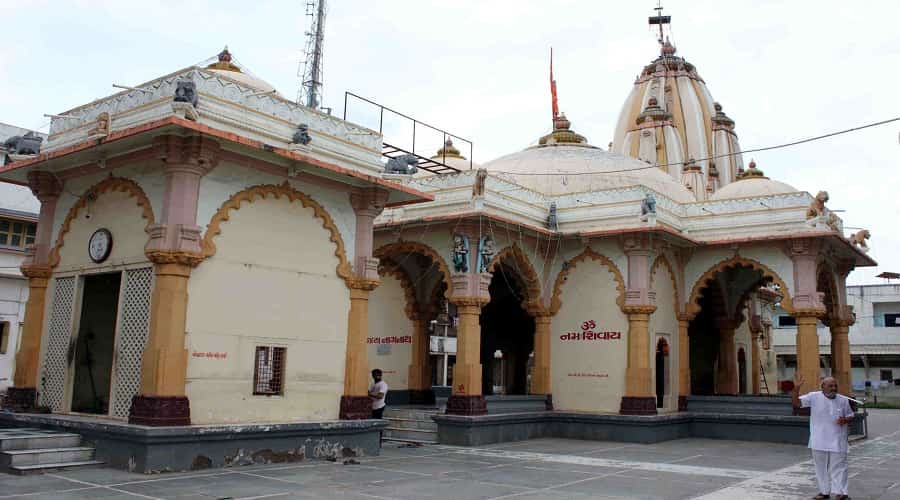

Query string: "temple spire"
[648, 1, 672, 51]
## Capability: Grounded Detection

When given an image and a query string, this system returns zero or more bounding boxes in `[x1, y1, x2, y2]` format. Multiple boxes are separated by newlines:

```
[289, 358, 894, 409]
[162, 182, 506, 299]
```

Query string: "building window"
[0, 219, 37, 248]
[253, 346, 286, 396]
[777, 316, 797, 328]
[0, 322, 8, 354]
[881, 370, 893, 382]
[884, 313, 900, 328]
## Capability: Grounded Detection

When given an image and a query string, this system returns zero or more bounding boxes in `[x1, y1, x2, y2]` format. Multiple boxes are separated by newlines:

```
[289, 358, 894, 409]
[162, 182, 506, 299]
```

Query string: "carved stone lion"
[384, 154, 417, 175]
[806, 190, 829, 219]
[849, 229, 870, 252]
[174, 80, 198, 107]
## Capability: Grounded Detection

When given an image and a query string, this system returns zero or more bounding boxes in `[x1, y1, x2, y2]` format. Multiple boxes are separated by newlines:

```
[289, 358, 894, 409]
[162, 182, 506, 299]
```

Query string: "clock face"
[88, 228, 112, 263]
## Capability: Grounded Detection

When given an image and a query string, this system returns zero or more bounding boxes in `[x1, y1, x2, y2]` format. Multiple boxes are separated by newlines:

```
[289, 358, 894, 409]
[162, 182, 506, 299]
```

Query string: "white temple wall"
[650, 261, 679, 412]
[551, 251, 628, 413]
[185, 193, 350, 424]
[197, 163, 357, 265]
[367, 274, 413, 391]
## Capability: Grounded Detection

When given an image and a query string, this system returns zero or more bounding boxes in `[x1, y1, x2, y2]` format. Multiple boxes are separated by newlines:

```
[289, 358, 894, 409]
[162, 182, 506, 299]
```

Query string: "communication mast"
[298, 0, 327, 110]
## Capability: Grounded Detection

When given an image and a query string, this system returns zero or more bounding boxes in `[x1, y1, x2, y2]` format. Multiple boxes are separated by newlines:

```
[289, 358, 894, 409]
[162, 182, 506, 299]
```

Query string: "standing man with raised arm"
[792, 373, 855, 500]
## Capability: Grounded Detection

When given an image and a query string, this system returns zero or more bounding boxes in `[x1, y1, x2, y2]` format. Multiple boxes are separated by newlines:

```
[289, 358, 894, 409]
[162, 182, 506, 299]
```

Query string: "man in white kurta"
[792, 374, 854, 500]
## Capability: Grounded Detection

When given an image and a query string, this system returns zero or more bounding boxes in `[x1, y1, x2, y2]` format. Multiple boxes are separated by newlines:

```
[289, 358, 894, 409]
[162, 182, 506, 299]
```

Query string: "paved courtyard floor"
[2, 410, 898, 500]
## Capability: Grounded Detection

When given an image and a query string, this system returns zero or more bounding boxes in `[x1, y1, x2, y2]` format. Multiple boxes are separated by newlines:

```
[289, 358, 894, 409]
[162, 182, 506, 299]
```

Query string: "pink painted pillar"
[340, 188, 389, 419]
[620, 235, 658, 415]
[5, 171, 62, 411]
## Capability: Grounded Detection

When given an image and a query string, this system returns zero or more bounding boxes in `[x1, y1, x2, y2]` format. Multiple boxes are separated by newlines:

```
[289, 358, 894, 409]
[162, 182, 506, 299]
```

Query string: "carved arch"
[374, 241, 453, 299]
[49, 176, 155, 268]
[201, 182, 351, 281]
[378, 260, 421, 321]
[550, 247, 626, 315]
[650, 254, 682, 315]
[687, 256, 794, 319]
[487, 243, 543, 313]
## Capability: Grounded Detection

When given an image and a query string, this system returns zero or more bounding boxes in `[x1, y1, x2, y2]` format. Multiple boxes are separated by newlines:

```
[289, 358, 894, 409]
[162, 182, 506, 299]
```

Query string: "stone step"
[383, 436, 438, 445]
[383, 427, 438, 442]
[8, 460, 104, 475]
[384, 417, 438, 431]
[1, 447, 96, 468]
[383, 409, 441, 421]
[0, 433, 82, 451]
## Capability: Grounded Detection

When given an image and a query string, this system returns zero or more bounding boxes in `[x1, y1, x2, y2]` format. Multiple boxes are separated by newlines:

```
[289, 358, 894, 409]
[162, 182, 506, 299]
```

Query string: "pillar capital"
[349, 187, 389, 217]
[154, 134, 221, 174]
[146, 245, 205, 267]
[20, 264, 52, 280]
[787, 237, 821, 257]
[792, 308, 826, 319]
[622, 304, 657, 316]
[25, 170, 63, 202]
[347, 278, 379, 293]
[450, 272, 491, 305]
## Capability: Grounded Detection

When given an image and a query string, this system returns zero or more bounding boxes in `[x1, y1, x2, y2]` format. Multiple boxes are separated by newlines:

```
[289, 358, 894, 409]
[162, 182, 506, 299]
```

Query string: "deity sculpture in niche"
[640, 193, 657, 223]
[547, 202, 559, 231]
[477, 235, 495, 273]
[452, 234, 469, 273]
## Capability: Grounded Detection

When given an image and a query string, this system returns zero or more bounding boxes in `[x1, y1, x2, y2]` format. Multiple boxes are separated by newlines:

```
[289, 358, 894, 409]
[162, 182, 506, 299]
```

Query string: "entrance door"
[656, 338, 669, 408]
[738, 348, 747, 395]
[70, 272, 121, 414]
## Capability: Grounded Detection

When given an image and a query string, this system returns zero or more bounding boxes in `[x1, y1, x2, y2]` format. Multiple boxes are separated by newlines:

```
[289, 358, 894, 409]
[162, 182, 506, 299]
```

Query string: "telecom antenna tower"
[298, 0, 326, 110]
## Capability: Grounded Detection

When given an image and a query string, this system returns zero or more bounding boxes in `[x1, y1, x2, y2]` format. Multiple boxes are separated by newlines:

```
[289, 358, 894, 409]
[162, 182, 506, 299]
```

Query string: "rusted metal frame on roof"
[343, 92, 472, 174]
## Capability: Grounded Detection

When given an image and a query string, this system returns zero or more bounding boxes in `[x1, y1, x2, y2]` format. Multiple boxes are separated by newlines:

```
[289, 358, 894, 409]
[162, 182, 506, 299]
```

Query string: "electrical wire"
[489, 116, 900, 177]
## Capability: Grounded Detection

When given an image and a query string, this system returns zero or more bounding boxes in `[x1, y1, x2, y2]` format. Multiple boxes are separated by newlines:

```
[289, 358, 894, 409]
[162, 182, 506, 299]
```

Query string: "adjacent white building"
[774, 283, 900, 391]
[0, 123, 43, 390]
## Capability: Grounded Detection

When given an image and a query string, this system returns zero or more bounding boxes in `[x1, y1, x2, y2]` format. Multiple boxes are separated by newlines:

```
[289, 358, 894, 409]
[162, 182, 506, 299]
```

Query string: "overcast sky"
[1, 0, 897, 284]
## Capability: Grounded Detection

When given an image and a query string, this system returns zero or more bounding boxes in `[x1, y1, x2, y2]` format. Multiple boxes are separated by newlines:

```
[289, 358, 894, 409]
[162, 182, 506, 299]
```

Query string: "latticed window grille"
[111, 267, 154, 418]
[253, 346, 286, 396]
[39, 277, 76, 411]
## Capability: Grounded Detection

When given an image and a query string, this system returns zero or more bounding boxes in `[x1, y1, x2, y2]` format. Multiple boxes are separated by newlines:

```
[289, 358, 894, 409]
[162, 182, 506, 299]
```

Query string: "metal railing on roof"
[343, 92, 472, 174]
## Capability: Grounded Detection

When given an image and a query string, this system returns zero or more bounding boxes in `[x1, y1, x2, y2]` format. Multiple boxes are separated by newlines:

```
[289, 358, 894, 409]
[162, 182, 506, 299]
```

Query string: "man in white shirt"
[368, 369, 388, 419]
[792, 373, 855, 500]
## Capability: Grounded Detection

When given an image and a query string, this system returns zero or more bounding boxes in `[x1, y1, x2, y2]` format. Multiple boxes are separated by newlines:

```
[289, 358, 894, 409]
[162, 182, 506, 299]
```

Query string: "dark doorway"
[656, 338, 669, 408]
[71, 272, 121, 414]
[689, 289, 720, 395]
[738, 348, 747, 394]
[480, 265, 534, 395]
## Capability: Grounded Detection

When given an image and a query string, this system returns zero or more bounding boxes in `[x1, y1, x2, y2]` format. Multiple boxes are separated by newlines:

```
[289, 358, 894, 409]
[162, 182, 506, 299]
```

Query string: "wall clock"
[88, 228, 113, 263]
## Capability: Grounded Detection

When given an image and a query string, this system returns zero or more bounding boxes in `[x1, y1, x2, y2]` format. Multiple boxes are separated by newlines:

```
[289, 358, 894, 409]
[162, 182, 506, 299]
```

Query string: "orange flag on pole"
[550, 47, 559, 120]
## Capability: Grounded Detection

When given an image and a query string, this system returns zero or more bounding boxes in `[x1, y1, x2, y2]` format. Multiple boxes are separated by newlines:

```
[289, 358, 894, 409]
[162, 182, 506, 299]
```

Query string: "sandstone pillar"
[5, 171, 61, 411]
[619, 236, 657, 415]
[339, 188, 388, 419]
[407, 316, 434, 405]
[788, 238, 826, 410]
[130, 135, 218, 425]
[830, 320, 851, 396]
[530, 313, 552, 398]
[751, 335, 761, 395]
[715, 321, 737, 395]
[620, 305, 658, 414]
[446, 297, 489, 415]
[677, 314, 690, 411]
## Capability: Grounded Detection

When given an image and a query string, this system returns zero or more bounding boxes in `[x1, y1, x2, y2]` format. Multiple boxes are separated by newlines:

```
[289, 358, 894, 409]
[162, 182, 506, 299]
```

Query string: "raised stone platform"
[433, 395, 868, 447]
[0, 412, 387, 474]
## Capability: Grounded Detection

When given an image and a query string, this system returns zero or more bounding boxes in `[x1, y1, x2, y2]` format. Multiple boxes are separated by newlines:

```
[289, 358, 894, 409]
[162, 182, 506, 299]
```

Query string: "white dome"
[709, 176, 798, 200]
[204, 47, 279, 96]
[209, 69, 278, 94]
[483, 144, 696, 203]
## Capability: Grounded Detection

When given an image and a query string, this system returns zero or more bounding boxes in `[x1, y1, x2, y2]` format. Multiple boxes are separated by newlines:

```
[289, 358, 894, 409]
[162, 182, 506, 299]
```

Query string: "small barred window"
[253, 346, 286, 396]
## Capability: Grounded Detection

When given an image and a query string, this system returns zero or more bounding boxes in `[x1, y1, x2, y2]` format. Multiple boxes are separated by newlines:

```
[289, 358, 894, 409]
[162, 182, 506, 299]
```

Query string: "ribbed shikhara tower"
[610, 9, 743, 201]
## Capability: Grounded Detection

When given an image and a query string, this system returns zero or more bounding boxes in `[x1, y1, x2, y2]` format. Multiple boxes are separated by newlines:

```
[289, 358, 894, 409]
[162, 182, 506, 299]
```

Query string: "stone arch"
[201, 182, 351, 281]
[374, 241, 453, 299]
[550, 247, 626, 315]
[49, 176, 155, 268]
[487, 243, 543, 313]
[650, 254, 682, 314]
[687, 256, 794, 319]
[378, 260, 421, 321]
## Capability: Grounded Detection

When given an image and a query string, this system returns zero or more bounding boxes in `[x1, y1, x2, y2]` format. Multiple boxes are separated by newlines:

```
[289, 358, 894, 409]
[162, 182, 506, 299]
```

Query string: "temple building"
[0, 15, 876, 472]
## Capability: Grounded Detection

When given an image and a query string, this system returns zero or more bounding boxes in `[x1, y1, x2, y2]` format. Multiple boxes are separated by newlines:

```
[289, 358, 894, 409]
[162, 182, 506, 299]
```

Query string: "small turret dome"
[709, 160, 798, 200]
[205, 47, 280, 95]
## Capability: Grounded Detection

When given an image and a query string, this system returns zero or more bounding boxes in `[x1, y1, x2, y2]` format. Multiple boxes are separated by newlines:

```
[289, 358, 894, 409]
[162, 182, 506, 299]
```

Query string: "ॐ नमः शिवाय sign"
[558, 320, 622, 341]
